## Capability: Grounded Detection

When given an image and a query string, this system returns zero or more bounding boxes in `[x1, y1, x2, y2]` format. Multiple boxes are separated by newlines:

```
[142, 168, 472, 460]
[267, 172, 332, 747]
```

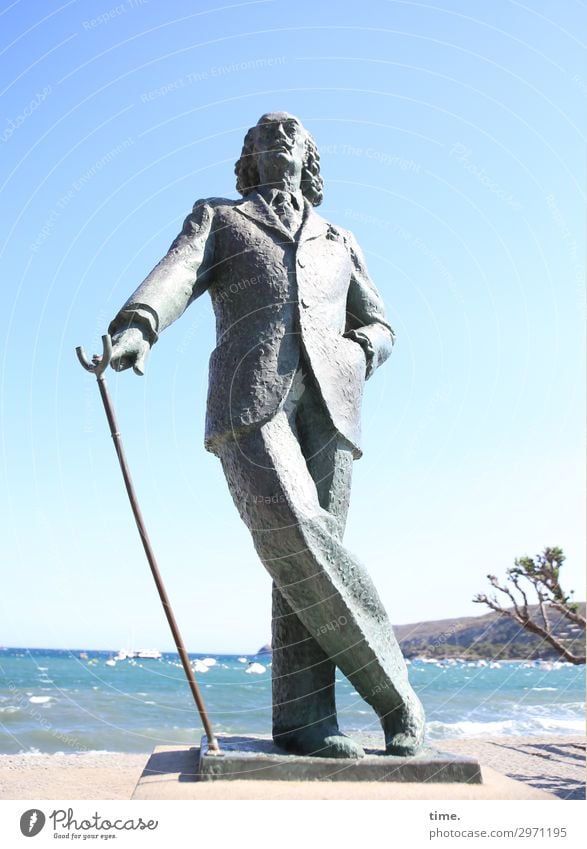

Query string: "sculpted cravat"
[270, 190, 302, 236]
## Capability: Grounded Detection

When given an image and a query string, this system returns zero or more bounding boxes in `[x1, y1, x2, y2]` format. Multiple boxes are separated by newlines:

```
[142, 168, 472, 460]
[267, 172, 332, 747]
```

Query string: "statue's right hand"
[110, 326, 151, 375]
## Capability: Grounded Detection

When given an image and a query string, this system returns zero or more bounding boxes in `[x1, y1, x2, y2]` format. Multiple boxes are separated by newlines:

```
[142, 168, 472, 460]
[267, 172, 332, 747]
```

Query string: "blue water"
[0, 649, 583, 754]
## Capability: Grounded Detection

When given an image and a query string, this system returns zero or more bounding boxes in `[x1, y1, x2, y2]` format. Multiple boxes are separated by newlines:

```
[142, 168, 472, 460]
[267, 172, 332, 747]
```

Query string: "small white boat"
[245, 662, 266, 675]
[238, 657, 248, 663]
[192, 660, 210, 673]
[136, 650, 162, 660]
[114, 649, 136, 661]
[105, 659, 116, 667]
[201, 658, 217, 667]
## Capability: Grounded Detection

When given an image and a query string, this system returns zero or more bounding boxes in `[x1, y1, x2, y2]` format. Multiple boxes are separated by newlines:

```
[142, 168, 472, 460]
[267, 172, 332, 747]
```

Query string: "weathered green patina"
[108, 113, 425, 758]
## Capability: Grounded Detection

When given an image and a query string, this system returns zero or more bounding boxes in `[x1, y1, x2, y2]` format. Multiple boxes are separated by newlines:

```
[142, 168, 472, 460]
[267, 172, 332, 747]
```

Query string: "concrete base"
[199, 735, 481, 783]
[132, 738, 557, 800]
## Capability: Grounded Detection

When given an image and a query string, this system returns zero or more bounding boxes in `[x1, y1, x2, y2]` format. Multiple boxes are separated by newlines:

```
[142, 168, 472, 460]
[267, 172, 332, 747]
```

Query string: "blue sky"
[1, 0, 584, 652]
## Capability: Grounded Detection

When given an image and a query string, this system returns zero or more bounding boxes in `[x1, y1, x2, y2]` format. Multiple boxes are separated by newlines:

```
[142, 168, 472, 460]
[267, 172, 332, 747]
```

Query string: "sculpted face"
[253, 112, 307, 190]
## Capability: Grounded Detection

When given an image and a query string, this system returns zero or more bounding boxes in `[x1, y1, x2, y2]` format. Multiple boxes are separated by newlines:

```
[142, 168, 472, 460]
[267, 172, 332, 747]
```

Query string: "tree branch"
[474, 548, 586, 665]
[487, 575, 524, 621]
[548, 600, 586, 628]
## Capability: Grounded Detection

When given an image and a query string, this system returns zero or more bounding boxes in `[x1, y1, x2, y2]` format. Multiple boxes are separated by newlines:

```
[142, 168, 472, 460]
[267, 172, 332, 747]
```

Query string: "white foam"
[426, 715, 585, 738]
[245, 662, 266, 675]
[28, 696, 53, 704]
[427, 719, 519, 737]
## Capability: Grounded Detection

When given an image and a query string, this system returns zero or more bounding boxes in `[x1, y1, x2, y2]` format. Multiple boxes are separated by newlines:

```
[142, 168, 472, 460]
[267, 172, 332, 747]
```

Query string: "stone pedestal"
[199, 735, 481, 783]
[131, 736, 557, 800]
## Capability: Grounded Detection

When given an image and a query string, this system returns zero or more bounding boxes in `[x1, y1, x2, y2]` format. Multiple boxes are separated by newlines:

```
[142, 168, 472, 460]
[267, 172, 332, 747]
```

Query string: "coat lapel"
[298, 200, 329, 243]
[234, 193, 329, 244]
[234, 193, 293, 241]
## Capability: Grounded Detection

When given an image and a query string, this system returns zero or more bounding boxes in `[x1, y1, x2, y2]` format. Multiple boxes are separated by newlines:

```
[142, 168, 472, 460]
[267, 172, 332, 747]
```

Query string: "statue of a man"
[109, 112, 424, 759]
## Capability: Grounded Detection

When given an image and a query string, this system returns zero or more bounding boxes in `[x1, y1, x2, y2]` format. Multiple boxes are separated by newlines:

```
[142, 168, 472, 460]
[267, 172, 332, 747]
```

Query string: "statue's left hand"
[343, 329, 374, 378]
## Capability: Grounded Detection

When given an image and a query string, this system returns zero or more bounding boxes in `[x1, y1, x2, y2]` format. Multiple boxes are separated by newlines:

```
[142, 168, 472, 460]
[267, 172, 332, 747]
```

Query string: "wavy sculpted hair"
[234, 121, 324, 207]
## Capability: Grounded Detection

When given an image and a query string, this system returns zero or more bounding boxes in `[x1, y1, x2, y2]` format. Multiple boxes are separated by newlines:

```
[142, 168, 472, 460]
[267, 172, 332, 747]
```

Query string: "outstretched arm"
[343, 229, 395, 379]
[109, 199, 216, 373]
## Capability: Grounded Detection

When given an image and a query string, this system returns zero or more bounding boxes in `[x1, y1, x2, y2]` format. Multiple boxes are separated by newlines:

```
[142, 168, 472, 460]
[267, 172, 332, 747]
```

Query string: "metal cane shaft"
[95, 374, 220, 753]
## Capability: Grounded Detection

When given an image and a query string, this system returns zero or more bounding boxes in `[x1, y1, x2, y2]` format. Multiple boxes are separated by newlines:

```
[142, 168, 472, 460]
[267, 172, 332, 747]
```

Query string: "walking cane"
[76, 334, 221, 755]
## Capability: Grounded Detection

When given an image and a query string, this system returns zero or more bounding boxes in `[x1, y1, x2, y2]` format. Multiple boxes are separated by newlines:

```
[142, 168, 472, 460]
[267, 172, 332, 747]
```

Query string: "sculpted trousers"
[216, 365, 422, 743]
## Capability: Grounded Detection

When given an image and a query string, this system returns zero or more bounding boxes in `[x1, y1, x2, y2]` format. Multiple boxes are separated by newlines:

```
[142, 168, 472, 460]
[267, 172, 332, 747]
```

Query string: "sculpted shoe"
[382, 693, 425, 756]
[274, 724, 365, 759]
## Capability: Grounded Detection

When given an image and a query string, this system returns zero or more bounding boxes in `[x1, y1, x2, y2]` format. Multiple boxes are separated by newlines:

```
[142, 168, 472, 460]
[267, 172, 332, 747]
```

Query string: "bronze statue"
[109, 112, 425, 759]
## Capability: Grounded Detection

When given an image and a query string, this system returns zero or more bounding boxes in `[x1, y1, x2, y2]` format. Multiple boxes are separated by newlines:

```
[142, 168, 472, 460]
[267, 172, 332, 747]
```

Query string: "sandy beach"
[0, 736, 583, 801]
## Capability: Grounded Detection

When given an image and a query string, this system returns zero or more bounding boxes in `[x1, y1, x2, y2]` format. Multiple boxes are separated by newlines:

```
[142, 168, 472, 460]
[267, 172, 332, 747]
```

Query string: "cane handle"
[76, 335, 112, 378]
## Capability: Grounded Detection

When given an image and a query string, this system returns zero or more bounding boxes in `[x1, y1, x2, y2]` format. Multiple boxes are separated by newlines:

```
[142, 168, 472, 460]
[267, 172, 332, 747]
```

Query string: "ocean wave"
[426, 716, 584, 738]
[28, 696, 53, 704]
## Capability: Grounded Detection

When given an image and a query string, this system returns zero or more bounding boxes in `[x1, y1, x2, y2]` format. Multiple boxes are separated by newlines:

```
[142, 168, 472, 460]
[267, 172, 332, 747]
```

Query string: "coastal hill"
[258, 604, 585, 661]
[394, 603, 586, 660]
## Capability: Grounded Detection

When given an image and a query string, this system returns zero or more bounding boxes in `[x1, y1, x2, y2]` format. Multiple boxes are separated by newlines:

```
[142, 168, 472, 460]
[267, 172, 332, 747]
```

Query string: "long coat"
[109, 192, 395, 457]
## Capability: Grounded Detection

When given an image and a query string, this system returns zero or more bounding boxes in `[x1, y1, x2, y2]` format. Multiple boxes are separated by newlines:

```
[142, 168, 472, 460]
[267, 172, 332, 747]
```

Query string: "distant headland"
[258, 604, 585, 661]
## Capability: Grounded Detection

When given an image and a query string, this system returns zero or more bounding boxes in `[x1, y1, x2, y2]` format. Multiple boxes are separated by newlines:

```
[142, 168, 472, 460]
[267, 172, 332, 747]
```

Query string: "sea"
[0, 648, 584, 754]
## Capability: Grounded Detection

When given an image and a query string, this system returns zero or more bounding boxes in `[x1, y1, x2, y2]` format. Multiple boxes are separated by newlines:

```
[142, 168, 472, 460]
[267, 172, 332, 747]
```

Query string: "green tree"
[473, 547, 586, 665]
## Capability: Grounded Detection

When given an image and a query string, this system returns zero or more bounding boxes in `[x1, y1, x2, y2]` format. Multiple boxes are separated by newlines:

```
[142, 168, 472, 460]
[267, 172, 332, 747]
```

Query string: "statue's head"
[235, 112, 323, 206]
